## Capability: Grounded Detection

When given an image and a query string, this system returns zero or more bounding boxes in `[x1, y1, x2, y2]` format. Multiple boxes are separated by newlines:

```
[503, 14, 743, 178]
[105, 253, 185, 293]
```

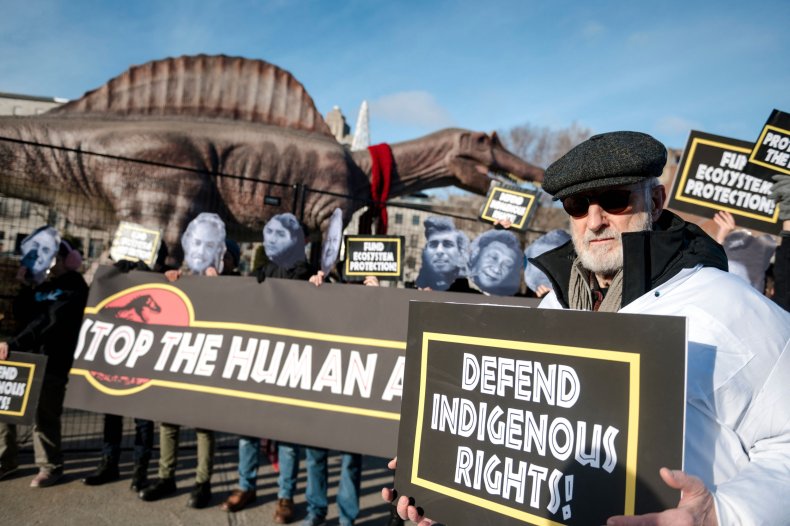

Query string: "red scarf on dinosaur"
[359, 143, 393, 235]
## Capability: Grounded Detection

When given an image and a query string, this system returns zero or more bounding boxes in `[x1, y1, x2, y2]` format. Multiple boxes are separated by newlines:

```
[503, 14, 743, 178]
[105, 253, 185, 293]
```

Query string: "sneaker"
[300, 515, 326, 526]
[187, 481, 212, 509]
[30, 468, 63, 488]
[82, 457, 120, 486]
[273, 497, 295, 524]
[0, 465, 19, 481]
[138, 477, 177, 501]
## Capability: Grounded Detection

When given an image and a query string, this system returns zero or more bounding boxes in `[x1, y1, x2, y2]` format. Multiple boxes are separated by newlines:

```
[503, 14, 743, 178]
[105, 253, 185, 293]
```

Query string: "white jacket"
[540, 265, 790, 525]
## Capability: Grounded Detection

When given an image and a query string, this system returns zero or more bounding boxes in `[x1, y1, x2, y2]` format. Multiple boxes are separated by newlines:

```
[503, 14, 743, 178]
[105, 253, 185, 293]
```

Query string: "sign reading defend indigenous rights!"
[395, 302, 685, 526]
[668, 130, 781, 233]
[480, 185, 538, 231]
[343, 235, 404, 280]
[0, 352, 47, 425]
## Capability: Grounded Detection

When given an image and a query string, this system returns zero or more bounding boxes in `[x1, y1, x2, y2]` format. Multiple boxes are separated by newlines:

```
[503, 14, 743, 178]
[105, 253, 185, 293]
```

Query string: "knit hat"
[543, 131, 667, 199]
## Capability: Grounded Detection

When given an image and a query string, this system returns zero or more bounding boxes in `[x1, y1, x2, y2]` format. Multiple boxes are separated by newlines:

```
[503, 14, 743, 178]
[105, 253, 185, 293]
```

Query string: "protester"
[712, 210, 777, 292]
[139, 214, 227, 508]
[467, 229, 522, 296]
[385, 131, 790, 525]
[0, 232, 88, 487]
[82, 242, 171, 491]
[221, 214, 314, 516]
[769, 173, 790, 310]
[414, 217, 471, 291]
[522, 229, 571, 297]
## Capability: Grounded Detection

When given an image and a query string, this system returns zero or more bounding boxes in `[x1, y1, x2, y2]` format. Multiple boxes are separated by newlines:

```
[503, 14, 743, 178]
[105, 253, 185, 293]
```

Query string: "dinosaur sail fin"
[48, 55, 333, 136]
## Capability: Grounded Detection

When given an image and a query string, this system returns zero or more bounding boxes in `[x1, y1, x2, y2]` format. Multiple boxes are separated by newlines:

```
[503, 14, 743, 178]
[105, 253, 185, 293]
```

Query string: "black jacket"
[10, 270, 89, 378]
[530, 211, 728, 309]
[256, 260, 314, 282]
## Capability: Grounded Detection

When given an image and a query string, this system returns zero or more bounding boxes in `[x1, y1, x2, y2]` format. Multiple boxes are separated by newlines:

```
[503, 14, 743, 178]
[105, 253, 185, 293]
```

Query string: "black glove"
[256, 267, 267, 283]
[769, 174, 790, 221]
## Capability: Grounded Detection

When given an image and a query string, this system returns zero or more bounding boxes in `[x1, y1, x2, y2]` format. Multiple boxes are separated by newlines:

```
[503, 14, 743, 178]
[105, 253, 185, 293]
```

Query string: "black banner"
[65, 266, 539, 457]
[109, 222, 162, 267]
[668, 130, 780, 233]
[749, 109, 790, 177]
[343, 235, 404, 280]
[395, 302, 685, 525]
[0, 352, 47, 425]
[480, 184, 538, 231]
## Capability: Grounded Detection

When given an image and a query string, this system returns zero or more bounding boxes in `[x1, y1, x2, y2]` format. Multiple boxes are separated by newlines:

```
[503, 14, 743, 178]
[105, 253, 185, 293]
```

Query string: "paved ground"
[0, 415, 399, 526]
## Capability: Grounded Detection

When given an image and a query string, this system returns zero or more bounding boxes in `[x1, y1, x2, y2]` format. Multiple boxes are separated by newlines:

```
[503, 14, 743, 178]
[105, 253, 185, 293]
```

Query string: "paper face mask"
[181, 213, 226, 275]
[263, 213, 305, 270]
[469, 229, 522, 296]
[321, 208, 344, 275]
[20, 226, 60, 280]
[415, 217, 469, 291]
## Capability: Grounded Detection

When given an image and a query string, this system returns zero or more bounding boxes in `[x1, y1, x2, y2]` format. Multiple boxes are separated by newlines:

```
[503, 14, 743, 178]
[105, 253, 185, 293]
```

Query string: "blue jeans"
[238, 436, 260, 491]
[277, 443, 301, 499]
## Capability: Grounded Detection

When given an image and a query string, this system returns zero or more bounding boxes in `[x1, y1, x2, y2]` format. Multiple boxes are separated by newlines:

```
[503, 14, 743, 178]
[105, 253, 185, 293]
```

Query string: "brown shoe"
[221, 488, 256, 512]
[273, 497, 294, 524]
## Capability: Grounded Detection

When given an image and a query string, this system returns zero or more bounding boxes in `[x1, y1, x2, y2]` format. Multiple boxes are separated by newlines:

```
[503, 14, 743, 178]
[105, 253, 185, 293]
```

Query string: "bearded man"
[388, 131, 790, 526]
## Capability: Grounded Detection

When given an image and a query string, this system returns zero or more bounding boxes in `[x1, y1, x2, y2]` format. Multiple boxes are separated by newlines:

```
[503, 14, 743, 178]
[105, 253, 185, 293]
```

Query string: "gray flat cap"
[543, 131, 667, 199]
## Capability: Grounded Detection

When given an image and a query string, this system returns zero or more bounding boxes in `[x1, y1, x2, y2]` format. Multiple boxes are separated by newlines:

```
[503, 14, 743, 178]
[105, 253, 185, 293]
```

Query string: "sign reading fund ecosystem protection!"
[343, 235, 404, 280]
[480, 185, 539, 230]
[0, 352, 47, 425]
[395, 303, 686, 526]
[668, 131, 781, 233]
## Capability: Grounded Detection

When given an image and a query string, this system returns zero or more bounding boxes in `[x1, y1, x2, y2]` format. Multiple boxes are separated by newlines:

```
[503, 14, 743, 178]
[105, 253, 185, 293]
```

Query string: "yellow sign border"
[480, 187, 537, 229]
[0, 360, 36, 417]
[411, 332, 640, 525]
[748, 124, 790, 175]
[344, 236, 403, 277]
[111, 222, 163, 266]
[75, 283, 404, 421]
[673, 137, 780, 222]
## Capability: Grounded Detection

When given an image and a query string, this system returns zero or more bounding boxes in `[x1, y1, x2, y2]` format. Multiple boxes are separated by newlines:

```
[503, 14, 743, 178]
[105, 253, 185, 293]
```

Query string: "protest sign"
[0, 352, 47, 425]
[480, 185, 539, 230]
[109, 222, 162, 267]
[749, 109, 790, 176]
[343, 235, 404, 280]
[668, 131, 780, 233]
[65, 266, 539, 457]
[395, 302, 685, 525]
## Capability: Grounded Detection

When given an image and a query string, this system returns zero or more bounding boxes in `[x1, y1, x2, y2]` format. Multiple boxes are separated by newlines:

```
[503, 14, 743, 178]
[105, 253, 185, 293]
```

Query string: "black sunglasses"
[562, 189, 634, 218]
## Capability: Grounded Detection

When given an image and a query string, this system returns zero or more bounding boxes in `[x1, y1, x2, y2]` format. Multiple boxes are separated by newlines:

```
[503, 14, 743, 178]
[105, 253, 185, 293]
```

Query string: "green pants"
[158, 423, 215, 484]
[0, 375, 67, 472]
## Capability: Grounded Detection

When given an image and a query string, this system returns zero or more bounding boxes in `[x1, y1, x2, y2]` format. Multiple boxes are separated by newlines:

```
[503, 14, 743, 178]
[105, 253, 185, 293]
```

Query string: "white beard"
[572, 211, 652, 276]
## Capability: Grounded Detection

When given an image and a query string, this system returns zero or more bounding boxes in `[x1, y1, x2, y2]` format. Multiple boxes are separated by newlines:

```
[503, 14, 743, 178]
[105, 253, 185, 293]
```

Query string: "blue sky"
[1, 0, 788, 152]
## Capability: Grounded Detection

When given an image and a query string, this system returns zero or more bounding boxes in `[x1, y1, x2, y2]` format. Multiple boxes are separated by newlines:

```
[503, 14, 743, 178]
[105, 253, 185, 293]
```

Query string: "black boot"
[187, 481, 212, 509]
[82, 457, 120, 486]
[130, 462, 149, 492]
[138, 477, 177, 501]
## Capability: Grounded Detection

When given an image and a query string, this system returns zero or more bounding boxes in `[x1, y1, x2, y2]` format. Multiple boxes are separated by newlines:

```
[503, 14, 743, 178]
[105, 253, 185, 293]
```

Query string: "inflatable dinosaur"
[0, 55, 543, 259]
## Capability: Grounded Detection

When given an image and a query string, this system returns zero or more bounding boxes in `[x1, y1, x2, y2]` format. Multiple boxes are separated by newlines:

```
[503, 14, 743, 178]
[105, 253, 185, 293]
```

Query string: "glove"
[769, 174, 790, 221]
[256, 267, 267, 283]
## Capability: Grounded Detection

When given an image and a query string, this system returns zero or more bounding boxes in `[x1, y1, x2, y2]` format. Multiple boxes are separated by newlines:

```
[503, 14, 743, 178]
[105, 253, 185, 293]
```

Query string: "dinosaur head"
[446, 129, 544, 194]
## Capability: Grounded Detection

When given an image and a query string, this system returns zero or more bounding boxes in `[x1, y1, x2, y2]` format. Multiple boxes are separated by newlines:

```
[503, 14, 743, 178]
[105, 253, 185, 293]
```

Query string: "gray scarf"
[568, 258, 624, 312]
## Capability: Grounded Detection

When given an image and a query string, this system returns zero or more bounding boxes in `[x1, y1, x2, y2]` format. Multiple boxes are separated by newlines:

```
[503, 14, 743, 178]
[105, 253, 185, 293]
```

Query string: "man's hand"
[164, 269, 182, 282]
[493, 218, 513, 229]
[535, 284, 552, 298]
[0, 342, 8, 361]
[712, 210, 736, 244]
[363, 275, 380, 287]
[204, 266, 218, 277]
[381, 457, 437, 526]
[309, 270, 326, 287]
[606, 468, 717, 526]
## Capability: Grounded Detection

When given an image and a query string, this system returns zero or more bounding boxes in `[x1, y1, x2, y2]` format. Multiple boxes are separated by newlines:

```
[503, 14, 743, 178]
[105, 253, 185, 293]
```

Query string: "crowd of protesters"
[1, 132, 789, 526]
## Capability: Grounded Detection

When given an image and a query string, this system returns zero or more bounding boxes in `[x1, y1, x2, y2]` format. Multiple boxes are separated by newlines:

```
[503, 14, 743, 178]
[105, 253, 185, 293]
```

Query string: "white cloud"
[369, 91, 455, 128]
[655, 116, 701, 135]
[582, 21, 605, 38]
